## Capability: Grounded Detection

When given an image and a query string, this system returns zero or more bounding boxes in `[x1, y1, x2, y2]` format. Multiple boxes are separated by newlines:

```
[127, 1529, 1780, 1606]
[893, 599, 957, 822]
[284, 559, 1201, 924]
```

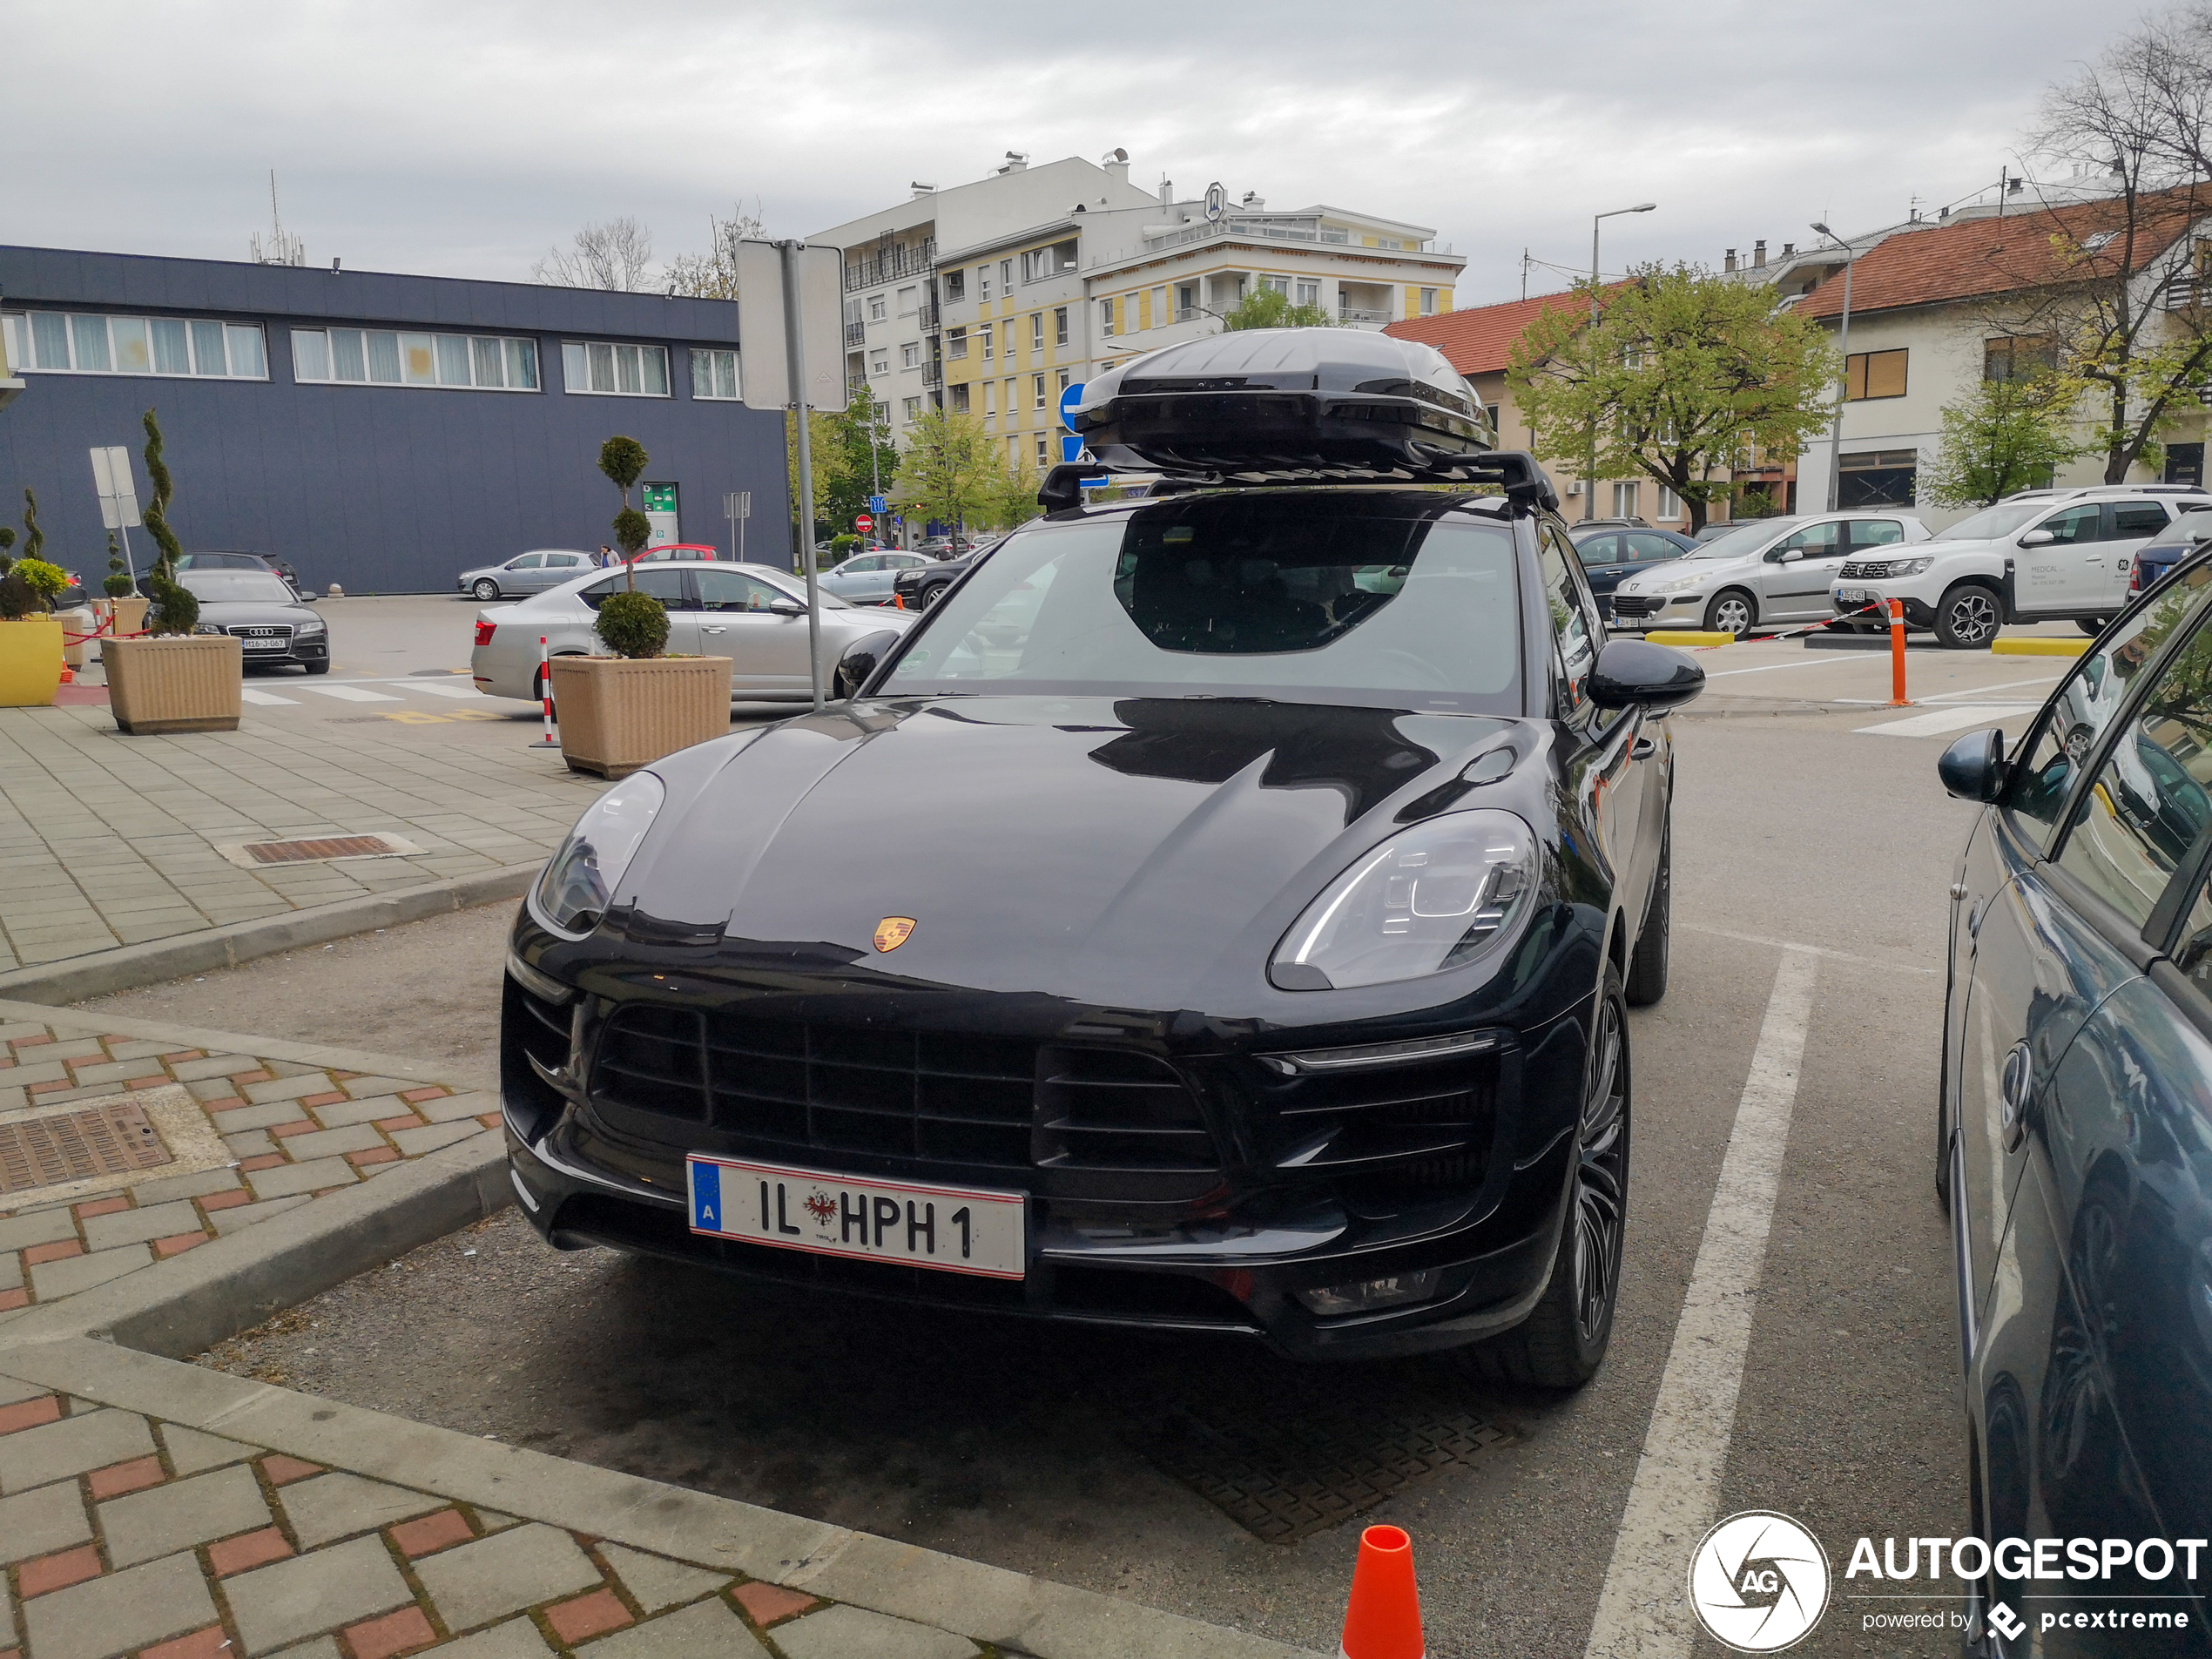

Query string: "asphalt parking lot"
[137, 630, 2078, 1658]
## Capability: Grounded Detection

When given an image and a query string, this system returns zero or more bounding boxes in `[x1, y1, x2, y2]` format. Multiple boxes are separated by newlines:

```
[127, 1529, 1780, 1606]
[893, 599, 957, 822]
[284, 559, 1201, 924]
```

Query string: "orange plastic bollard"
[1340, 1524, 1425, 1659]
[894, 592, 906, 610]
[1889, 597, 1912, 707]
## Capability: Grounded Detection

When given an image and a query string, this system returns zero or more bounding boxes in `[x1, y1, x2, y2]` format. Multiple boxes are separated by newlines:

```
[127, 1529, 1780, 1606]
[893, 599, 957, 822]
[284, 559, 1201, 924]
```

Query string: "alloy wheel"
[1948, 590, 1998, 646]
[1573, 991, 1629, 1345]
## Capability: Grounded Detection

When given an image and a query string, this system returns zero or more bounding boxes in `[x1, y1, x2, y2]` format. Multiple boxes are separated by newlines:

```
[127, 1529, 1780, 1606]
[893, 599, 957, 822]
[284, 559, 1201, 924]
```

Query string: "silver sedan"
[457, 549, 599, 601]
[469, 560, 916, 704]
[819, 550, 935, 605]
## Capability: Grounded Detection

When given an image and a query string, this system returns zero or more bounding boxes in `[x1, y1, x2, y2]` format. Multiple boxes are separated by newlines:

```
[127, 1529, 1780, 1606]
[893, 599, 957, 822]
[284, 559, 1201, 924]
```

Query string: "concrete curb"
[0, 860, 540, 1006]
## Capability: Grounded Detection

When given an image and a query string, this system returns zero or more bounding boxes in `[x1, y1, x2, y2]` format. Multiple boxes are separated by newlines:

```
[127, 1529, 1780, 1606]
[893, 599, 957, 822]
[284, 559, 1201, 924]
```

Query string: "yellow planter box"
[1645, 630, 1738, 648]
[0, 616, 64, 706]
[105, 635, 244, 734]
[549, 655, 733, 779]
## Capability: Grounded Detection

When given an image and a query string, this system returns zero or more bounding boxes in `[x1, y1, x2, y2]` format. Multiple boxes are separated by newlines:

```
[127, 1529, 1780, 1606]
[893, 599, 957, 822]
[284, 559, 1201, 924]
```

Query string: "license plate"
[241, 637, 287, 650]
[686, 1153, 1026, 1279]
[1836, 587, 1871, 605]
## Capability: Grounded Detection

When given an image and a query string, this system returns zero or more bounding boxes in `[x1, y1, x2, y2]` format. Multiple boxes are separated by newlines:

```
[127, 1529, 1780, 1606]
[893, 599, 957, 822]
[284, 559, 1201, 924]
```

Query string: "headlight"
[295, 619, 327, 636]
[1886, 556, 1933, 577]
[531, 772, 665, 935]
[1271, 810, 1540, 990]
[1652, 574, 1705, 594]
[192, 623, 223, 636]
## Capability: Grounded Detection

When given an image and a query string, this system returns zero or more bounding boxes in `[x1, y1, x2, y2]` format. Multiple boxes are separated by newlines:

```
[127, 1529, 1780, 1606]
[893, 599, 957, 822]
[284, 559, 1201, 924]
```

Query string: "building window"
[870, 354, 888, 376]
[1260, 275, 1289, 296]
[1420, 288, 1438, 315]
[1021, 240, 1076, 283]
[1176, 283, 1197, 322]
[948, 327, 968, 360]
[1001, 260, 1014, 291]
[897, 287, 917, 317]
[979, 266, 992, 302]
[1008, 435, 1021, 467]
[1296, 280, 1320, 308]
[902, 395, 921, 421]
[981, 324, 993, 361]
[1611, 482, 1639, 518]
[1985, 335, 2057, 381]
[901, 342, 921, 369]
[689, 348, 738, 400]
[4, 311, 268, 380]
[1101, 297, 1116, 337]
[1054, 307, 1069, 347]
[868, 295, 887, 322]
[1031, 313, 1043, 351]
[293, 327, 535, 391]
[1033, 374, 1047, 409]
[951, 383, 970, 414]
[1656, 483, 1681, 519]
[2166, 442, 2205, 488]
[1483, 403, 1501, 436]
[1056, 368, 1070, 403]
[559, 341, 668, 396]
[1838, 448, 1919, 507]
[1844, 348, 1908, 401]
[1035, 435, 1049, 468]
[982, 381, 995, 418]
[1004, 379, 1015, 422]
[944, 269, 966, 302]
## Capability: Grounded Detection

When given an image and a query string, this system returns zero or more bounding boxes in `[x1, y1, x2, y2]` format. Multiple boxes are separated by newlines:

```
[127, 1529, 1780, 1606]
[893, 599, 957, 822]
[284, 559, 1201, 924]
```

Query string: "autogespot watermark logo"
[1689, 1512, 1833, 1653]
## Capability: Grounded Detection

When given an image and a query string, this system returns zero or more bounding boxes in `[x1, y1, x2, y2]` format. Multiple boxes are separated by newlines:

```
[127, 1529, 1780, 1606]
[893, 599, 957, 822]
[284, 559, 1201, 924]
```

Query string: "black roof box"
[1065, 327, 1495, 478]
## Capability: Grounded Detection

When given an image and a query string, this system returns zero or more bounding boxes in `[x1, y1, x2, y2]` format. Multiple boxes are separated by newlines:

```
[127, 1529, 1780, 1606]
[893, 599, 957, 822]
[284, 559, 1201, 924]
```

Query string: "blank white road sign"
[90, 446, 141, 529]
[735, 240, 848, 413]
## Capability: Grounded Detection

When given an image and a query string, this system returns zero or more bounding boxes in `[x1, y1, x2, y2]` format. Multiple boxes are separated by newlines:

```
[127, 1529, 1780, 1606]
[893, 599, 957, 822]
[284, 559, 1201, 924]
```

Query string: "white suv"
[1829, 486, 2212, 648]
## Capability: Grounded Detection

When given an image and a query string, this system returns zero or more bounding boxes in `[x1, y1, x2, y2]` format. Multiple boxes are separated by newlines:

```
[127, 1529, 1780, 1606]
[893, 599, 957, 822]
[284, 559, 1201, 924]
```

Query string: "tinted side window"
[1539, 523, 1598, 711]
[2110, 502, 2171, 541]
[1774, 522, 1843, 557]
[1624, 532, 1683, 562]
[1577, 535, 1622, 566]
[2056, 610, 2212, 927]
[509, 555, 543, 570]
[580, 570, 688, 610]
[2040, 503, 2101, 545]
[1848, 520, 1905, 550]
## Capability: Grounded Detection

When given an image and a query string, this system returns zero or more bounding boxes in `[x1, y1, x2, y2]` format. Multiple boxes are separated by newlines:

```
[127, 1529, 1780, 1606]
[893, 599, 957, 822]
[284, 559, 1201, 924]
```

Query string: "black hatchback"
[500, 331, 1702, 1381]
[1938, 549, 2212, 1650]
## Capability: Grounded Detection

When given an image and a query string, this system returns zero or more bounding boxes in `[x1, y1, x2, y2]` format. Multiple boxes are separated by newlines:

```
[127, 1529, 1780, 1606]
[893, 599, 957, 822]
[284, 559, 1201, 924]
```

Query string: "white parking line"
[1852, 703, 2038, 738]
[1583, 948, 1819, 1659]
[238, 688, 300, 706]
[1917, 675, 2060, 703]
[303, 685, 404, 704]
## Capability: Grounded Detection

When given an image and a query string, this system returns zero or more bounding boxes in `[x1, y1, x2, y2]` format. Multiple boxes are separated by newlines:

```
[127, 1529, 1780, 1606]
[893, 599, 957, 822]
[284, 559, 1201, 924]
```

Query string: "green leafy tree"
[1221, 287, 1336, 330]
[979, 456, 1042, 530]
[597, 435, 652, 585]
[1922, 375, 2081, 509]
[786, 408, 848, 550]
[1505, 263, 1838, 532]
[140, 411, 198, 634]
[819, 385, 899, 536]
[896, 409, 998, 551]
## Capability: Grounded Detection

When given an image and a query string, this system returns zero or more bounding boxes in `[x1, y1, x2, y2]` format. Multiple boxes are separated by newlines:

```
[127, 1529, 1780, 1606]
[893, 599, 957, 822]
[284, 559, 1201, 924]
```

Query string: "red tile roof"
[1795, 191, 2206, 320]
[1386, 287, 1622, 377]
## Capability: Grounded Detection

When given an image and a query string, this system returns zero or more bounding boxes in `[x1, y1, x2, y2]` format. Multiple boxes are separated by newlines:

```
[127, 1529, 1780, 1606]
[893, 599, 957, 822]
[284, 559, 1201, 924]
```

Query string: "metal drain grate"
[234, 833, 416, 865]
[0, 1102, 172, 1195]
[1110, 1362, 1511, 1542]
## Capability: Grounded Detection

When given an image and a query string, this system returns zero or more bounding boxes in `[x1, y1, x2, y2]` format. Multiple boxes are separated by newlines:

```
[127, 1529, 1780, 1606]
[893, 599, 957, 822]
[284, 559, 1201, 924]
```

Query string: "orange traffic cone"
[58, 665, 75, 685]
[1340, 1525, 1424, 1659]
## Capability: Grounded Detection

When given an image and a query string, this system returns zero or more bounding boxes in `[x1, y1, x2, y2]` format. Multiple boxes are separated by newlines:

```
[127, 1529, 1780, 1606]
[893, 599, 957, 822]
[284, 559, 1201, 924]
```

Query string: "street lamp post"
[1811, 221, 1857, 513]
[1587, 203, 1657, 521]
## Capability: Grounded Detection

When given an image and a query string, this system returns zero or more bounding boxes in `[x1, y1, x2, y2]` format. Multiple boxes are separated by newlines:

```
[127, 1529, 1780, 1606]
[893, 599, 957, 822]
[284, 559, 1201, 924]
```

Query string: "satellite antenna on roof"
[250, 171, 305, 266]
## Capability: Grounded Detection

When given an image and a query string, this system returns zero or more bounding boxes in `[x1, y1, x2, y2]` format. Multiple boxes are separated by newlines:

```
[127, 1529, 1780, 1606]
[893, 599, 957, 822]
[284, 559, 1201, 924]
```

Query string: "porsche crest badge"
[873, 916, 916, 953]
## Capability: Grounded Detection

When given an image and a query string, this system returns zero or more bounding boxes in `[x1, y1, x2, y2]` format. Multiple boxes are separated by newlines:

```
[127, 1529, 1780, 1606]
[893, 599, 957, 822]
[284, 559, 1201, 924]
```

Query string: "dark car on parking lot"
[171, 550, 303, 596]
[2130, 506, 2212, 602]
[1568, 526, 1698, 621]
[501, 328, 1700, 1381]
[176, 569, 330, 671]
[1936, 546, 2212, 1652]
[890, 536, 1004, 610]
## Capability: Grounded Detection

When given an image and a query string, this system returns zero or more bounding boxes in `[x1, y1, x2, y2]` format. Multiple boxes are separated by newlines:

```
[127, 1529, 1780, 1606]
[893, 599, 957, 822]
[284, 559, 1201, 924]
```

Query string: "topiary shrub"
[0, 571, 39, 620]
[141, 408, 199, 634]
[105, 533, 133, 598]
[0, 525, 15, 577]
[12, 558, 68, 610]
[595, 589, 669, 658]
[612, 506, 652, 561]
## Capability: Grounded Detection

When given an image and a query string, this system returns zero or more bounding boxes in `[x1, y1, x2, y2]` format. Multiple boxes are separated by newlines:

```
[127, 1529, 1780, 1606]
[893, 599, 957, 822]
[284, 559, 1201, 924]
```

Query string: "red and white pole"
[1889, 597, 1912, 707]
[530, 635, 560, 747]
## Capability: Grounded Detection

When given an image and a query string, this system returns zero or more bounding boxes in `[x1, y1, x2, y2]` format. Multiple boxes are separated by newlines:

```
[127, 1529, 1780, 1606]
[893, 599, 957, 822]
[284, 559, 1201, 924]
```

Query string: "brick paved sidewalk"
[0, 702, 602, 975]
[0, 1372, 994, 1659]
[0, 1013, 494, 1319]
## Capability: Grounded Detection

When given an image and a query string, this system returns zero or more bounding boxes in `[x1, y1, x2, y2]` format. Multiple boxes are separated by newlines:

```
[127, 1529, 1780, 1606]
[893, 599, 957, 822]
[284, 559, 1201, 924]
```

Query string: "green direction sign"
[640, 483, 678, 514]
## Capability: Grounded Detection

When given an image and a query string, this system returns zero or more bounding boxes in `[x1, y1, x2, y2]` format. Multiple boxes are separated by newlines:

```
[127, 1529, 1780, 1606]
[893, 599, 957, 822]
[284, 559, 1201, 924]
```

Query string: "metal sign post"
[780, 240, 826, 712]
[89, 446, 142, 581]
[723, 490, 751, 563]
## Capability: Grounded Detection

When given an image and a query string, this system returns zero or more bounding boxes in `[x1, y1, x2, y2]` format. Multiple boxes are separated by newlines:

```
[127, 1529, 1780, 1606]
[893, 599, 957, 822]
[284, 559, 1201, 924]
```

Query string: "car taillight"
[475, 620, 496, 647]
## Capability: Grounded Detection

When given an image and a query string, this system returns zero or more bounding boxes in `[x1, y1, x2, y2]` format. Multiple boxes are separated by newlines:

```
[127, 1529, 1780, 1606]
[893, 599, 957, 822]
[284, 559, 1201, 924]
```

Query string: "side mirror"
[1589, 638, 1705, 711]
[1773, 548, 1804, 563]
[1938, 727, 2008, 802]
[833, 629, 902, 699]
[767, 597, 806, 617]
[2019, 529, 2055, 547]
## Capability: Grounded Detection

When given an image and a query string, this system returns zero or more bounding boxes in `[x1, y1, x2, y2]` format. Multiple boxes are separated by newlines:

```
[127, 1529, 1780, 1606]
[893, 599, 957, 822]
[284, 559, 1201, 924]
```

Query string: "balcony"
[918, 300, 941, 332]
[922, 361, 943, 389]
[844, 237, 937, 293]
[1339, 307, 1393, 327]
[844, 321, 865, 347]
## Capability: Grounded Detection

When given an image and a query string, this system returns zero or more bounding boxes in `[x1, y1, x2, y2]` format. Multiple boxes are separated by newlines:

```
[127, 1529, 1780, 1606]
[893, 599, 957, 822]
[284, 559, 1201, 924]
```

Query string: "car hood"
[619, 696, 1517, 1008]
[1618, 553, 1755, 591]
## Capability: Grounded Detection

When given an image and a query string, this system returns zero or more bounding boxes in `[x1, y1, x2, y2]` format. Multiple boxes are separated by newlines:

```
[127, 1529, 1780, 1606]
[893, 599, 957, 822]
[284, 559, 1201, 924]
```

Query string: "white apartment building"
[809, 150, 1467, 500]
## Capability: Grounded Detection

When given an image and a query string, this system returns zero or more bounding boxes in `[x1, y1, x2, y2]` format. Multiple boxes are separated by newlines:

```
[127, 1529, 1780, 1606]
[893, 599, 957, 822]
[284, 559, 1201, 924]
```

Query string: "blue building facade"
[0, 246, 789, 593]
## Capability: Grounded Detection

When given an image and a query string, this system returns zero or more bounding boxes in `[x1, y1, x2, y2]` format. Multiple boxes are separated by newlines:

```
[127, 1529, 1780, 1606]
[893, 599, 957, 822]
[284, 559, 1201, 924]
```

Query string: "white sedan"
[469, 560, 915, 705]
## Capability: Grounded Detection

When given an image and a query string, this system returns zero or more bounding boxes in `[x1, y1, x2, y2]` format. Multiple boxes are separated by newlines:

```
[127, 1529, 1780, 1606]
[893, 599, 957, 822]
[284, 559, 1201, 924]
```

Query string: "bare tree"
[535, 216, 656, 292]
[664, 200, 768, 300]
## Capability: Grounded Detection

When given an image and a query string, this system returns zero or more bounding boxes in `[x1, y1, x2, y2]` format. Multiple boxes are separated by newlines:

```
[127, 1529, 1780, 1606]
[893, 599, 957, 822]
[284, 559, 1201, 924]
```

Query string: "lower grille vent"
[1035, 1047, 1217, 1174]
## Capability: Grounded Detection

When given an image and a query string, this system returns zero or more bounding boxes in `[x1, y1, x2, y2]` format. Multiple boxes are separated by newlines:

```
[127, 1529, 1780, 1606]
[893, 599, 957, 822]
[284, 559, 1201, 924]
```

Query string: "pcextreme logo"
[1689, 1511, 1832, 1653]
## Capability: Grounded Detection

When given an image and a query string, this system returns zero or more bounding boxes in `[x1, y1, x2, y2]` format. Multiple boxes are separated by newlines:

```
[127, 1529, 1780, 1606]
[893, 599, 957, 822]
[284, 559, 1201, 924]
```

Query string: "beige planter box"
[550, 655, 732, 779]
[97, 595, 151, 651]
[56, 607, 95, 670]
[105, 635, 243, 734]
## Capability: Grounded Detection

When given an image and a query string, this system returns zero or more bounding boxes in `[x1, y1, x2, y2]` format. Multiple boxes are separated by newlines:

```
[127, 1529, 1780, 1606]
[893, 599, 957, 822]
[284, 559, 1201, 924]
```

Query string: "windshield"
[179, 572, 297, 604]
[1684, 519, 1796, 559]
[879, 496, 1522, 712]
[1934, 502, 2046, 542]
[2156, 509, 2212, 546]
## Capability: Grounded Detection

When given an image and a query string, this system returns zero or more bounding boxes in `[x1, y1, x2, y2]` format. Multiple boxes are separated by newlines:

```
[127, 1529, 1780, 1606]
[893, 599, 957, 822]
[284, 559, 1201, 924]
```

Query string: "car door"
[691, 566, 811, 693]
[2017, 502, 2105, 615]
[820, 555, 875, 602]
[1541, 523, 1652, 920]
[534, 553, 587, 594]
[1575, 534, 1623, 617]
[1755, 520, 1847, 620]
[1844, 516, 1907, 560]
[502, 553, 544, 592]
[2104, 501, 2173, 615]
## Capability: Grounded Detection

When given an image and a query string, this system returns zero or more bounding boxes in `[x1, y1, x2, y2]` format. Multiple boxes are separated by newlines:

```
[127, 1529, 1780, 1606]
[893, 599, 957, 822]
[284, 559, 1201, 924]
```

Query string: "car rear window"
[881, 495, 1521, 712]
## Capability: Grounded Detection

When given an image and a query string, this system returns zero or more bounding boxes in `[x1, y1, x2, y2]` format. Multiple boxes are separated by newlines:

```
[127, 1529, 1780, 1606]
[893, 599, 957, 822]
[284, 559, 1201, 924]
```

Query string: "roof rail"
[1038, 451, 1560, 515]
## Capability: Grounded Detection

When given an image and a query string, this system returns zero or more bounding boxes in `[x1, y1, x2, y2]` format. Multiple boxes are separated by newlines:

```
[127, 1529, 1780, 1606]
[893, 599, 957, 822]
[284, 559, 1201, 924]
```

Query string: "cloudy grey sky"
[3, 0, 2129, 307]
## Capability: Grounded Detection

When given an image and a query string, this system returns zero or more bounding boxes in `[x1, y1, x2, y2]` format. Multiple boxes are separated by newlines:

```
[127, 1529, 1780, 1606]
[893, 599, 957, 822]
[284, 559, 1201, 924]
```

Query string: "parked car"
[2130, 505, 2212, 598]
[177, 569, 329, 672]
[174, 550, 302, 596]
[469, 560, 915, 705]
[1933, 545, 2212, 1649]
[818, 550, 934, 605]
[500, 326, 1703, 1377]
[889, 537, 1008, 610]
[1690, 522, 1743, 543]
[456, 550, 597, 602]
[1833, 488, 2211, 649]
[630, 543, 723, 564]
[1571, 528, 1698, 621]
[1609, 512, 1932, 637]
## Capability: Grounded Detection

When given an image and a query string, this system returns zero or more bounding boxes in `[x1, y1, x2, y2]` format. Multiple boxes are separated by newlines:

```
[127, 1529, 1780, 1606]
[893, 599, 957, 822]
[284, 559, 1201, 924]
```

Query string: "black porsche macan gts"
[501, 331, 1701, 1381]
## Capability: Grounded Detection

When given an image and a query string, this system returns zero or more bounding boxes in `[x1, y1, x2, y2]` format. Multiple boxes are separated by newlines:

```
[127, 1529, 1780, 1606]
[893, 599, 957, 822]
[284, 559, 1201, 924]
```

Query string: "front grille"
[1609, 594, 1659, 618]
[225, 624, 294, 643]
[1838, 560, 1885, 579]
[1250, 1046, 1502, 1202]
[1035, 1047, 1216, 1172]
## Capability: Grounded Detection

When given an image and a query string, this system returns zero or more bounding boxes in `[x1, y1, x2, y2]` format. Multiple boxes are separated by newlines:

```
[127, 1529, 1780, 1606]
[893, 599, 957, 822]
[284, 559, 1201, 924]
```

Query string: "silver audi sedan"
[469, 560, 916, 704]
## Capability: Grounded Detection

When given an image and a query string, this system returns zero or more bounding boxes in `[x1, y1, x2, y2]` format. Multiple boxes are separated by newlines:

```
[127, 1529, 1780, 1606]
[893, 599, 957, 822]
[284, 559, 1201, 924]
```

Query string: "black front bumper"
[498, 925, 1594, 1362]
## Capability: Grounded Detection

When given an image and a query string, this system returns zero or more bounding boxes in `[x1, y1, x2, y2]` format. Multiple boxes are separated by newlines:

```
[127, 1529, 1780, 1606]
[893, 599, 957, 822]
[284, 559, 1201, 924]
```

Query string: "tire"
[1934, 583, 2001, 650]
[2078, 617, 2107, 637]
[1457, 965, 1630, 1390]
[921, 582, 948, 609]
[1703, 589, 1756, 636]
[472, 579, 500, 601]
[1624, 821, 1670, 1007]
[304, 659, 330, 677]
